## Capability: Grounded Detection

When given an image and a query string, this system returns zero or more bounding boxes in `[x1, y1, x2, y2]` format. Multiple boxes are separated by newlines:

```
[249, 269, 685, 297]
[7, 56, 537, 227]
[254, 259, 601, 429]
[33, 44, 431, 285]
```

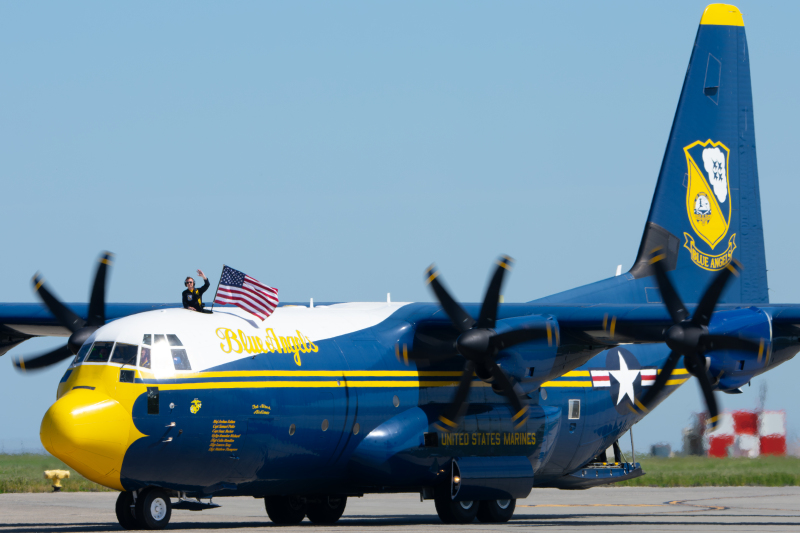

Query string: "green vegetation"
[0, 453, 113, 493]
[617, 455, 800, 487]
[2, 453, 800, 492]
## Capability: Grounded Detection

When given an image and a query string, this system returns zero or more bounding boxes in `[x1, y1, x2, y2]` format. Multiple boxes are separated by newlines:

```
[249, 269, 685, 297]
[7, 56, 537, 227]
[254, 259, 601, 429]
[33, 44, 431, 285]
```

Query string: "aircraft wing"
[0, 303, 178, 357]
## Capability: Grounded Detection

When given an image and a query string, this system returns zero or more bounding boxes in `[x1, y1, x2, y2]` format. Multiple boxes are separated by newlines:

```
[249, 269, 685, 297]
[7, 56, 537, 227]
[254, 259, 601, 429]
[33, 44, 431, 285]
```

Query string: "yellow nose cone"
[40, 389, 141, 490]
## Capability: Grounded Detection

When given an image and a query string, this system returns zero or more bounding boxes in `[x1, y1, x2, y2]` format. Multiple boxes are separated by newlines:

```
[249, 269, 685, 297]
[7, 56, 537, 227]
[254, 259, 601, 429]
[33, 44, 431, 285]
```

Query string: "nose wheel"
[115, 492, 137, 530]
[116, 489, 173, 530]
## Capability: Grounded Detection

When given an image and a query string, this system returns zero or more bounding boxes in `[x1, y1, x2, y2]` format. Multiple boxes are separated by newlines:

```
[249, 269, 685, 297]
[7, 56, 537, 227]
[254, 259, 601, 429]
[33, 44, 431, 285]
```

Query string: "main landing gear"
[116, 488, 173, 530]
[264, 495, 348, 525]
[433, 488, 516, 524]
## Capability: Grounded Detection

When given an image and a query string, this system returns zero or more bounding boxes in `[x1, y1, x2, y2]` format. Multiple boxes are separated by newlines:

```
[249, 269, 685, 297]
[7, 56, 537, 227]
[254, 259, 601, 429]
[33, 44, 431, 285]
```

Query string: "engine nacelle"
[706, 307, 772, 391]
[493, 315, 560, 383]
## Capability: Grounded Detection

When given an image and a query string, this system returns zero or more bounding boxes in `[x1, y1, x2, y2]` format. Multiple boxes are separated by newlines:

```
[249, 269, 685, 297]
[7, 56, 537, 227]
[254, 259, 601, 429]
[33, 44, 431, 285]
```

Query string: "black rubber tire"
[134, 488, 172, 530]
[433, 489, 478, 524]
[265, 495, 306, 525]
[115, 491, 139, 530]
[476, 498, 516, 523]
[306, 496, 347, 524]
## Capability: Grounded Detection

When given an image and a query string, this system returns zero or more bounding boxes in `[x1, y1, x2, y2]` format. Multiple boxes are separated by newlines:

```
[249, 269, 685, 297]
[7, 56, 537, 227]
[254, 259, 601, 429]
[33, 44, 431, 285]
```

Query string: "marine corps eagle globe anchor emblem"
[683, 139, 736, 270]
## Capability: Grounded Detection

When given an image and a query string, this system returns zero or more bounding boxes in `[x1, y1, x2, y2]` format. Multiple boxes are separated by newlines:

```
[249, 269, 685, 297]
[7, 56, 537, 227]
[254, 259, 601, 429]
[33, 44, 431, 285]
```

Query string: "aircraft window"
[73, 343, 92, 366]
[568, 399, 581, 420]
[85, 342, 114, 363]
[167, 334, 183, 347]
[171, 349, 191, 371]
[154, 334, 167, 347]
[142, 334, 151, 346]
[140, 347, 151, 369]
[110, 343, 138, 365]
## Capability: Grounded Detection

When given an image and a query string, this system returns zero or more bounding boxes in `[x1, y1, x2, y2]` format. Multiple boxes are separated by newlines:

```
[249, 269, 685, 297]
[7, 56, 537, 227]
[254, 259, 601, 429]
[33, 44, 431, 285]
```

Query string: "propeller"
[637, 248, 761, 430]
[419, 256, 552, 432]
[14, 252, 113, 371]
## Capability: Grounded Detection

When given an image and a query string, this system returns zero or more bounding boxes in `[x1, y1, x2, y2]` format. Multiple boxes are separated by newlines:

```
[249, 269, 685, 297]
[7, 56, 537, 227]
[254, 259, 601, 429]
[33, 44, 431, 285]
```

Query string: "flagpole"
[209, 264, 225, 313]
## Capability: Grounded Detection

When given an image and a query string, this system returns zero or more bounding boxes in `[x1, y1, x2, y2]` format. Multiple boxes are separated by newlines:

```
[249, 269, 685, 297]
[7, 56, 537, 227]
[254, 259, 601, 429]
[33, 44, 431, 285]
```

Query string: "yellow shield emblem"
[683, 140, 737, 271]
[684, 139, 731, 249]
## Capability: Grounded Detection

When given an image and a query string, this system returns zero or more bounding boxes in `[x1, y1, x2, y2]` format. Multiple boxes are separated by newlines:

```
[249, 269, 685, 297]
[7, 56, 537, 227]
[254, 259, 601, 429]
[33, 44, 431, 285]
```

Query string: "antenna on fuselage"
[387, 293, 391, 303]
[310, 298, 314, 308]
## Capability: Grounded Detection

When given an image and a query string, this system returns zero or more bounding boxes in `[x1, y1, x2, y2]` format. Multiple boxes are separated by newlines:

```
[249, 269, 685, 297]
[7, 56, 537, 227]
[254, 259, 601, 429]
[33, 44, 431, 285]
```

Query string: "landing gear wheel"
[134, 488, 172, 530]
[115, 491, 138, 530]
[476, 498, 516, 522]
[265, 495, 306, 525]
[433, 489, 478, 524]
[306, 496, 347, 524]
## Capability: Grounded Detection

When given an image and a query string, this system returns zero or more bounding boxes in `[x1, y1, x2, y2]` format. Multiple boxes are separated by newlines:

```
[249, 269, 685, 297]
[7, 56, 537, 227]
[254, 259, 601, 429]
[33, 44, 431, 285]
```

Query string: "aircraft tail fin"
[535, 4, 768, 306]
[628, 3, 768, 304]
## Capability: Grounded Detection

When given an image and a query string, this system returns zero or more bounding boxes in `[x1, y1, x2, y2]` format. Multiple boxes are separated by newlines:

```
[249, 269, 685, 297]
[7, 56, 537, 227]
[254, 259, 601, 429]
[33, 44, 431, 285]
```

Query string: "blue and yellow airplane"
[2, 4, 797, 529]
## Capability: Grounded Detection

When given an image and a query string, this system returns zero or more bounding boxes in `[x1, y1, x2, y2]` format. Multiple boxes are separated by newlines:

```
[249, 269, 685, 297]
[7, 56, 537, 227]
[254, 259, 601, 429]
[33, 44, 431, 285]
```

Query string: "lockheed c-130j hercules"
[3, 3, 799, 529]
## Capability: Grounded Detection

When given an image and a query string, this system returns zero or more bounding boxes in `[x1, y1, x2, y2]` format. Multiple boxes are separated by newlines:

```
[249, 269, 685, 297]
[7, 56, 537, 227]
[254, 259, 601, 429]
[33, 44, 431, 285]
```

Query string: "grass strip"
[0, 453, 113, 493]
[616, 455, 800, 487]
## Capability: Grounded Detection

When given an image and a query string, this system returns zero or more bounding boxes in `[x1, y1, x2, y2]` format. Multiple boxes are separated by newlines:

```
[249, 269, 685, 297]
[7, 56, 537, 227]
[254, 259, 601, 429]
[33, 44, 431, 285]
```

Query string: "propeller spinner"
[14, 252, 113, 371]
[637, 248, 762, 430]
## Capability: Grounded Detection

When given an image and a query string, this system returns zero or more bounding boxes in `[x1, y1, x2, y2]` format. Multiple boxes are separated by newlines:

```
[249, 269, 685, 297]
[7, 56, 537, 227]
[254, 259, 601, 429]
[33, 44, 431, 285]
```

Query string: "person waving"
[182, 269, 210, 313]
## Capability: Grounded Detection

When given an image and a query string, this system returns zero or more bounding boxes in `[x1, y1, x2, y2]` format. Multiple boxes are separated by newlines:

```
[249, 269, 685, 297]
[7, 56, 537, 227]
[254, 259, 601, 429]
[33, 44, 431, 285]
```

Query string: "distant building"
[650, 443, 672, 457]
[683, 410, 786, 457]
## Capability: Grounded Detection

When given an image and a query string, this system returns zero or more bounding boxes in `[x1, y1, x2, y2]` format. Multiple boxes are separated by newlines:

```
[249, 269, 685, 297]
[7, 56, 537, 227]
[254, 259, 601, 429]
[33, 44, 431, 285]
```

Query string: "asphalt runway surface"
[2, 487, 799, 532]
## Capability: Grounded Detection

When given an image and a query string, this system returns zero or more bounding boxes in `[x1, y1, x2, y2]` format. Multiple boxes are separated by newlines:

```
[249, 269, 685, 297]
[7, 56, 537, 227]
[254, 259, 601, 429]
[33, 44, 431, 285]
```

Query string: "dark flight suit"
[182, 278, 211, 313]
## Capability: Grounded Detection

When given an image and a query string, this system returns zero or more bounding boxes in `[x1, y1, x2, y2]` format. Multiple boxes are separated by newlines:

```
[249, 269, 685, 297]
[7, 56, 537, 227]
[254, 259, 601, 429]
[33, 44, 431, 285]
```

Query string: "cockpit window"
[73, 342, 92, 366]
[142, 334, 151, 346]
[167, 334, 183, 347]
[171, 349, 191, 370]
[110, 343, 138, 365]
[85, 342, 114, 363]
[140, 346, 151, 369]
[154, 334, 167, 348]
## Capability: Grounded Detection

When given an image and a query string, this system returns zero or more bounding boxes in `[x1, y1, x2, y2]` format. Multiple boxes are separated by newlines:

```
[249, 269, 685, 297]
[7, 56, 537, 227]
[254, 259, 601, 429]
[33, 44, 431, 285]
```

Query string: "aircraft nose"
[40, 389, 133, 490]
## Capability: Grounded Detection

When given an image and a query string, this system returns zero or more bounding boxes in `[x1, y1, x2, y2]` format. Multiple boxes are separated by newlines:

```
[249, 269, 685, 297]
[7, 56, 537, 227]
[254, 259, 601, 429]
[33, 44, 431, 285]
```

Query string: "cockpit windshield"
[110, 343, 138, 365]
[73, 342, 92, 366]
[85, 341, 114, 363]
[72, 334, 191, 371]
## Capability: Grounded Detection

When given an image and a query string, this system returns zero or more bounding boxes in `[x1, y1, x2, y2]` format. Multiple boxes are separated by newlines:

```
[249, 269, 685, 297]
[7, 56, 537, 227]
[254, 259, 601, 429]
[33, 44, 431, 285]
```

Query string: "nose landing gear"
[115, 488, 173, 530]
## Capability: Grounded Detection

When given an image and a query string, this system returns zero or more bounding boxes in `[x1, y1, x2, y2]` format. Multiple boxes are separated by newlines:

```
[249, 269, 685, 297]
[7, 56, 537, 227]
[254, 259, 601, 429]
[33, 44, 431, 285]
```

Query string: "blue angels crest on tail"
[684, 139, 736, 271]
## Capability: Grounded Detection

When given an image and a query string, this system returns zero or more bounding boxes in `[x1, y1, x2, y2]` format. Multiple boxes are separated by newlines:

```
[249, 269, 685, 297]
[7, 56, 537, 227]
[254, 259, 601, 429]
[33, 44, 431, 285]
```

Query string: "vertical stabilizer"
[534, 4, 768, 306]
[630, 4, 768, 304]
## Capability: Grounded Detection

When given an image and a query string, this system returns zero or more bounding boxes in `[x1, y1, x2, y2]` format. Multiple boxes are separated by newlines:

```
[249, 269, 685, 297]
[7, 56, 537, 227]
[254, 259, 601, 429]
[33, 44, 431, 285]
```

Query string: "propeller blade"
[31, 273, 86, 333]
[425, 264, 475, 333]
[639, 350, 682, 409]
[487, 363, 529, 429]
[476, 255, 514, 329]
[692, 260, 742, 327]
[87, 251, 113, 327]
[692, 357, 721, 431]
[436, 360, 476, 432]
[649, 248, 688, 324]
[14, 344, 74, 371]
[699, 334, 763, 354]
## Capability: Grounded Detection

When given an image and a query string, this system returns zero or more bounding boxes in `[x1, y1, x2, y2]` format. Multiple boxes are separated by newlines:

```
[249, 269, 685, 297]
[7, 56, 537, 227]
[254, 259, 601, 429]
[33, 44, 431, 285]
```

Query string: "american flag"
[213, 266, 279, 320]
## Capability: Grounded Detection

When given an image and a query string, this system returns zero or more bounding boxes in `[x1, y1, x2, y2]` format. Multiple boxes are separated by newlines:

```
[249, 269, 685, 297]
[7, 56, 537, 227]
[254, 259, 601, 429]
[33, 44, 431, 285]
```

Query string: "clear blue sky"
[1, 1, 798, 453]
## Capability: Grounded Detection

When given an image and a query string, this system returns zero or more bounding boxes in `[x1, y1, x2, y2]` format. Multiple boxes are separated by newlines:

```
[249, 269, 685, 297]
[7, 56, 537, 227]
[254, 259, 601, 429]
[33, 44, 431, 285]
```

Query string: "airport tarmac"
[2, 487, 799, 532]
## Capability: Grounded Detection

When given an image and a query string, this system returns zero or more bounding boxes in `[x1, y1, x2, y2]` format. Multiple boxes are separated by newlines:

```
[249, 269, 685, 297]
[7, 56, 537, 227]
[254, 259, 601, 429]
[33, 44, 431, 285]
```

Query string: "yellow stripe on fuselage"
[157, 380, 488, 391]
[541, 368, 689, 388]
[540, 381, 593, 388]
[181, 370, 465, 379]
